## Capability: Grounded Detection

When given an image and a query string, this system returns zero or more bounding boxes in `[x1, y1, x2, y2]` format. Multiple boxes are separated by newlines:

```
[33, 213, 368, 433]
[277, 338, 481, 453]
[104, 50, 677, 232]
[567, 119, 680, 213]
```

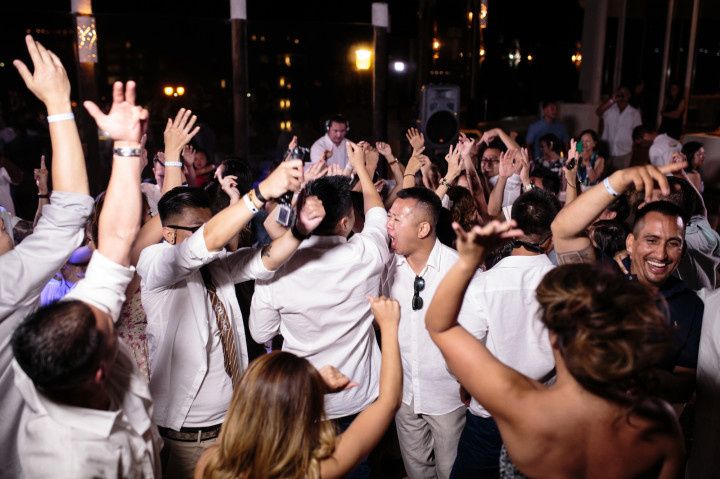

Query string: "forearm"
[494, 128, 521, 151]
[376, 322, 402, 406]
[426, 261, 476, 334]
[356, 165, 383, 212]
[564, 173, 578, 205]
[98, 145, 143, 266]
[47, 101, 89, 194]
[163, 149, 185, 194]
[487, 176, 508, 218]
[33, 197, 49, 228]
[260, 229, 300, 270]
[203, 198, 255, 251]
[552, 173, 619, 241]
[596, 99, 613, 116]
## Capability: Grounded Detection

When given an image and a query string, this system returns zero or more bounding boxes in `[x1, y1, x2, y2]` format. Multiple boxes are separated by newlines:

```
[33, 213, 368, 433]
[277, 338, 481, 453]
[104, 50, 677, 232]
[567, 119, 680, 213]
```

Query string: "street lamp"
[354, 48, 372, 71]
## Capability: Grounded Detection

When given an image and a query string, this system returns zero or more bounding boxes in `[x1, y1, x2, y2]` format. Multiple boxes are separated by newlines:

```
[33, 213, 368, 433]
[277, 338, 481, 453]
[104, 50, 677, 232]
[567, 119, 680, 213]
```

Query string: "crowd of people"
[1, 34, 718, 479]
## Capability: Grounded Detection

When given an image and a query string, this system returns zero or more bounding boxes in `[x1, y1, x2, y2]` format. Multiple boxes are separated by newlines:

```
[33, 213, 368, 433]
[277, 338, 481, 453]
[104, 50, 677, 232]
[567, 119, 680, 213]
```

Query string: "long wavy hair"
[536, 264, 674, 426]
[201, 352, 336, 479]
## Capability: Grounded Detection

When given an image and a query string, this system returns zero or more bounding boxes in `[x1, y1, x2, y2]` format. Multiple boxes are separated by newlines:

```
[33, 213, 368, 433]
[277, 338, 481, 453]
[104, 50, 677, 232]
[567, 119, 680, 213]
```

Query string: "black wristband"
[37, 194, 50, 198]
[291, 224, 310, 241]
[254, 185, 268, 203]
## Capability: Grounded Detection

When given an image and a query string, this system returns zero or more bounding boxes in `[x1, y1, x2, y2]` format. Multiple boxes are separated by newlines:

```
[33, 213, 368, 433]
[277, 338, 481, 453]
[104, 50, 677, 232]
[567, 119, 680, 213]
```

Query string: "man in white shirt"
[11, 78, 160, 477]
[383, 187, 482, 479]
[310, 114, 350, 168]
[137, 159, 318, 479]
[452, 188, 559, 478]
[597, 86, 642, 170]
[0, 35, 95, 477]
[250, 142, 389, 478]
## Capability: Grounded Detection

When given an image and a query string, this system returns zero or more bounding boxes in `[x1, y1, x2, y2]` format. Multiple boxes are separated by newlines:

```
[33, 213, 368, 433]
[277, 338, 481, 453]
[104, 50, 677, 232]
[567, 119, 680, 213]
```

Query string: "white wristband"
[242, 193, 258, 214]
[164, 161, 183, 167]
[47, 112, 75, 123]
[603, 177, 619, 197]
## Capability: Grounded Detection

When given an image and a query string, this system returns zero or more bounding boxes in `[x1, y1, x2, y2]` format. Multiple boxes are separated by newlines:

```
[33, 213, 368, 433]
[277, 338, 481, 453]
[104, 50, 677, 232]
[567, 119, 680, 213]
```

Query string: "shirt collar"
[12, 361, 121, 439]
[394, 238, 442, 272]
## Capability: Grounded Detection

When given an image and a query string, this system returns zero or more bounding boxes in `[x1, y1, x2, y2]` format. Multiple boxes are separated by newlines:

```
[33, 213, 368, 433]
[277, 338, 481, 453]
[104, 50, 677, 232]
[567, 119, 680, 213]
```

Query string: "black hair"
[12, 301, 104, 393]
[541, 99, 558, 109]
[608, 194, 631, 224]
[302, 176, 353, 236]
[632, 200, 686, 236]
[681, 141, 703, 172]
[205, 157, 254, 214]
[632, 125, 650, 142]
[665, 176, 702, 221]
[538, 133, 563, 154]
[327, 114, 349, 128]
[396, 187, 442, 227]
[511, 188, 561, 243]
[579, 129, 599, 144]
[591, 220, 629, 258]
[529, 166, 561, 196]
[158, 186, 212, 224]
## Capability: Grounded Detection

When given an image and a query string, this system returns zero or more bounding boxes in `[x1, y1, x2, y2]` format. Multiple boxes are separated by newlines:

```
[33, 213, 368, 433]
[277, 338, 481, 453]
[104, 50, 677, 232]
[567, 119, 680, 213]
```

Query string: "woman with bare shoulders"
[194, 296, 402, 479]
[426, 220, 684, 479]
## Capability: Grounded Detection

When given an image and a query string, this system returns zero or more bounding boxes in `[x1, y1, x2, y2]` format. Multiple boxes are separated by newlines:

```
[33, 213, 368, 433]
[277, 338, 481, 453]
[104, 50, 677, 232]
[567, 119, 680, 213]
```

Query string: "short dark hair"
[607, 194, 630, 224]
[530, 166, 561, 196]
[579, 129, 599, 143]
[591, 220, 629, 258]
[327, 115, 349, 128]
[511, 188, 561, 242]
[158, 186, 212, 224]
[681, 141, 703, 172]
[12, 301, 104, 393]
[538, 133, 563, 154]
[205, 158, 254, 214]
[632, 200, 685, 236]
[632, 125, 650, 142]
[541, 100, 558, 109]
[396, 187, 442, 227]
[302, 176, 353, 236]
[665, 176, 701, 221]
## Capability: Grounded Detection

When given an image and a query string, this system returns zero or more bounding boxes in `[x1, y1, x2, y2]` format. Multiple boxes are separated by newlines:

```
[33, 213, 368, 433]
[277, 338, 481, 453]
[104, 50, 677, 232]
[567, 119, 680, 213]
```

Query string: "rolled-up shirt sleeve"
[64, 251, 135, 322]
[225, 247, 274, 283]
[249, 280, 281, 343]
[137, 224, 224, 292]
[0, 191, 93, 318]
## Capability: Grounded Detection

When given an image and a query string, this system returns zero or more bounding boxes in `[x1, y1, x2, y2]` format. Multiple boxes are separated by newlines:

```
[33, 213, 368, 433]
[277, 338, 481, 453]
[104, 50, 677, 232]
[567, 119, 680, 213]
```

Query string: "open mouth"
[646, 259, 670, 276]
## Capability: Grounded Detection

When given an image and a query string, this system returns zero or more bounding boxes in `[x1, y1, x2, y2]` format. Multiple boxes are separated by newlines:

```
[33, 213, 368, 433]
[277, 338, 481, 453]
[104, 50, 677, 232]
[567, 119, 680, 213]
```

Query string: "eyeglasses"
[480, 157, 500, 165]
[167, 224, 202, 233]
[412, 276, 425, 311]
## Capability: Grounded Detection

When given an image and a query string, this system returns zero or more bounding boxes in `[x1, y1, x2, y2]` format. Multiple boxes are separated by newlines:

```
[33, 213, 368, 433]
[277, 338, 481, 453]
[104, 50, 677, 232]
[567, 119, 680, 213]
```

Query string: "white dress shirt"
[382, 239, 483, 415]
[466, 254, 556, 418]
[601, 104, 642, 157]
[14, 251, 162, 478]
[137, 225, 274, 430]
[250, 207, 391, 419]
[310, 134, 349, 169]
[0, 191, 93, 477]
[489, 173, 522, 208]
[649, 133, 682, 167]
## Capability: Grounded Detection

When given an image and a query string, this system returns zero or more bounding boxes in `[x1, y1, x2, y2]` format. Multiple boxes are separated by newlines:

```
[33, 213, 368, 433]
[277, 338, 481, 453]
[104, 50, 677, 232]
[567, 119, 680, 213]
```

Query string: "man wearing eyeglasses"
[382, 187, 483, 479]
[450, 188, 559, 478]
[136, 159, 323, 479]
[479, 134, 522, 209]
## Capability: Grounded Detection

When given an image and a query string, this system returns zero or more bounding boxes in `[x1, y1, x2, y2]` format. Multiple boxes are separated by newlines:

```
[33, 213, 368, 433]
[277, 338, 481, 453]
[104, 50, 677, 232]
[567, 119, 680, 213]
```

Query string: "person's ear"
[417, 221, 432, 239]
[93, 366, 105, 385]
[162, 226, 176, 245]
[626, 233, 635, 256]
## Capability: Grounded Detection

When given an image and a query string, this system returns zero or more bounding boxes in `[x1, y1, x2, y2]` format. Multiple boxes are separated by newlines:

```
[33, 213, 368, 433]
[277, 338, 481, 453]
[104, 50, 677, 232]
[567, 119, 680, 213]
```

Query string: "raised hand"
[318, 365, 358, 393]
[445, 144, 463, 182]
[258, 159, 303, 200]
[346, 140, 367, 174]
[375, 141, 393, 158]
[162, 108, 200, 159]
[218, 174, 241, 204]
[518, 147, 531, 185]
[295, 195, 326, 236]
[453, 220, 523, 270]
[368, 296, 401, 330]
[288, 135, 298, 152]
[479, 128, 498, 145]
[406, 127, 425, 153]
[84, 81, 149, 143]
[405, 152, 425, 176]
[498, 148, 520, 178]
[13, 35, 70, 112]
[182, 145, 197, 167]
[34, 155, 49, 195]
[458, 134, 476, 160]
[616, 162, 686, 203]
[327, 164, 347, 177]
[303, 159, 328, 186]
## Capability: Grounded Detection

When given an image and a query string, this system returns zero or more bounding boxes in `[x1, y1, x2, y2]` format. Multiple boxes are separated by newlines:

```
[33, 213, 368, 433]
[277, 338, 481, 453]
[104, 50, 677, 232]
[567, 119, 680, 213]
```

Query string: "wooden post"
[230, 0, 249, 159]
[372, 3, 389, 141]
[656, 0, 675, 128]
[682, 0, 701, 129]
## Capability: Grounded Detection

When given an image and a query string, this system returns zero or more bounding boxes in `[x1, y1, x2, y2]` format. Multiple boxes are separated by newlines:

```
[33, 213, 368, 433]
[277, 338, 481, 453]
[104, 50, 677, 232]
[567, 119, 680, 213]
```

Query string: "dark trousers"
[450, 411, 502, 479]
[333, 413, 371, 479]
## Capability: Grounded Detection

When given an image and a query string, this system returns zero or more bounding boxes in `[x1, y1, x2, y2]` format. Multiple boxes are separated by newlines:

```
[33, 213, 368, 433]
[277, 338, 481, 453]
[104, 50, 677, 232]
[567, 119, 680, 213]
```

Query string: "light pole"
[372, 3, 389, 141]
[230, 0, 249, 159]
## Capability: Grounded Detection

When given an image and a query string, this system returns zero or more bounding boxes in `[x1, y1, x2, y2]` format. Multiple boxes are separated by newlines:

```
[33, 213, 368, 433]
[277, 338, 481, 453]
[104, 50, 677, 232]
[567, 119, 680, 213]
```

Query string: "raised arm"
[14, 35, 88, 195]
[435, 144, 463, 200]
[487, 149, 520, 218]
[563, 139, 579, 205]
[84, 81, 148, 266]
[596, 94, 616, 117]
[32, 155, 49, 228]
[551, 162, 687, 263]
[347, 141, 383, 213]
[320, 296, 402, 479]
[480, 127, 521, 152]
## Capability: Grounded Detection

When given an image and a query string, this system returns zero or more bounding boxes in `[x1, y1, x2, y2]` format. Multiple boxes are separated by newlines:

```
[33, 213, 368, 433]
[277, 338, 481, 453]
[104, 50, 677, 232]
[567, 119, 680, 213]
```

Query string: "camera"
[290, 146, 311, 163]
[275, 203, 296, 227]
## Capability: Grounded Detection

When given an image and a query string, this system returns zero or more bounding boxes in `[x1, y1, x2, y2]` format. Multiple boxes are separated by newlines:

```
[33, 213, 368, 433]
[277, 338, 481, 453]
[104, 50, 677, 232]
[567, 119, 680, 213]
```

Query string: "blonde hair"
[201, 352, 336, 479]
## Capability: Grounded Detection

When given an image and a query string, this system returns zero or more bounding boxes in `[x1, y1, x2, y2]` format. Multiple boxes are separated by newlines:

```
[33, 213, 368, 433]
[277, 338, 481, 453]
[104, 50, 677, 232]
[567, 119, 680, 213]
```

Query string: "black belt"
[158, 423, 222, 442]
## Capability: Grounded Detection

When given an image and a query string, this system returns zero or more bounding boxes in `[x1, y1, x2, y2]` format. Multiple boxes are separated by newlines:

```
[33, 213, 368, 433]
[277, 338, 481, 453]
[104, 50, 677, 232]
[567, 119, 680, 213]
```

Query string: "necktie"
[200, 265, 241, 387]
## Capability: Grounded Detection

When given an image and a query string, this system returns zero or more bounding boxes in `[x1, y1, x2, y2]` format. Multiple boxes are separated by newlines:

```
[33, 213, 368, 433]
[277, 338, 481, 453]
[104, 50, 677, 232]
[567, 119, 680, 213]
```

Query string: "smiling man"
[551, 164, 703, 404]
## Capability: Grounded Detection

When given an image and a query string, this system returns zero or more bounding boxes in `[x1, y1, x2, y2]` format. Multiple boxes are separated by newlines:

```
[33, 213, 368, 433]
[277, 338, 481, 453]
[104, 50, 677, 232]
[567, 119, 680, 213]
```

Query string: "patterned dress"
[116, 284, 150, 382]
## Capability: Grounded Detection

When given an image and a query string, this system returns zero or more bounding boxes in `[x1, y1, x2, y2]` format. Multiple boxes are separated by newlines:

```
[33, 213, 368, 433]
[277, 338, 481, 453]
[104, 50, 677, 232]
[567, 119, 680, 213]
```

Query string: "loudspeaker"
[420, 84, 460, 147]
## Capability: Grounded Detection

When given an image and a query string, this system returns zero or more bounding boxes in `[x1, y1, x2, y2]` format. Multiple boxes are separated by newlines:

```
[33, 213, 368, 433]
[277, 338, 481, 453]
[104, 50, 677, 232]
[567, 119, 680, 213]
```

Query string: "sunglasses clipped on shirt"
[412, 275, 425, 311]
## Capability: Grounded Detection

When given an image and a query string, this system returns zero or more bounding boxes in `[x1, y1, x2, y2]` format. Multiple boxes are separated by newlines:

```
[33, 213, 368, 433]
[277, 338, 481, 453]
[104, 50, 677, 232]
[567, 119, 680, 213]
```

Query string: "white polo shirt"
[310, 134, 349, 169]
[601, 103, 642, 157]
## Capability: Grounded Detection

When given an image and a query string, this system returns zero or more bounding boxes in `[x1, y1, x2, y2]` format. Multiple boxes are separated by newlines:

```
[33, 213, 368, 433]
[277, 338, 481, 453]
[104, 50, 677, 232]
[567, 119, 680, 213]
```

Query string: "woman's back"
[501, 384, 683, 479]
